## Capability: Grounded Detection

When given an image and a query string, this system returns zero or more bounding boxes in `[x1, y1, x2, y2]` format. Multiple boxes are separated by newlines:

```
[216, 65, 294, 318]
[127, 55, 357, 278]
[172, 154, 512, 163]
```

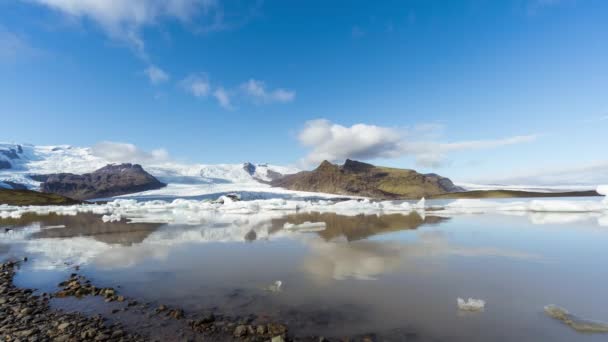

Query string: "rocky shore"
[1, 259, 343, 342]
[0, 260, 144, 341]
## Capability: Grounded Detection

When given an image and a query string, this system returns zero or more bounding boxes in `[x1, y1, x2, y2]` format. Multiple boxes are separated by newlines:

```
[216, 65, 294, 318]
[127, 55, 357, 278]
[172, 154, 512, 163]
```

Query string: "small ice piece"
[101, 214, 121, 223]
[457, 297, 485, 311]
[43, 225, 66, 229]
[265, 280, 282, 292]
[414, 197, 426, 209]
[544, 305, 608, 333]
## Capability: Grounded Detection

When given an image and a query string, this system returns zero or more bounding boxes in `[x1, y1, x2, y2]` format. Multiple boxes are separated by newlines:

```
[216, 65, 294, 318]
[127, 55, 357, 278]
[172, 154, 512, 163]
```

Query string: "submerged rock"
[544, 305, 608, 333]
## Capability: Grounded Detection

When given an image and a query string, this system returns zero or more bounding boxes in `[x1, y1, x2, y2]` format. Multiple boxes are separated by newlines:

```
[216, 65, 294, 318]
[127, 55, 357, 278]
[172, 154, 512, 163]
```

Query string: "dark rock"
[233, 325, 248, 337]
[41, 163, 166, 200]
[243, 162, 256, 175]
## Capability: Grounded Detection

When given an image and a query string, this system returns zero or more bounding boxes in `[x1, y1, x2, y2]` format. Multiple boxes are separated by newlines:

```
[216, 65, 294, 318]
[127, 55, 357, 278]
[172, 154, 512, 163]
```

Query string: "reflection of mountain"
[302, 230, 540, 282]
[4, 213, 162, 246]
[271, 212, 447, 241]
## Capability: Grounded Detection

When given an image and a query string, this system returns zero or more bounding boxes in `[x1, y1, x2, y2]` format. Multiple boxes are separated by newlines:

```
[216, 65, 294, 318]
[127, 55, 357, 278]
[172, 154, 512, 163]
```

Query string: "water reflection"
[274, 212, 446, 241]
[2, 211, 607, 341]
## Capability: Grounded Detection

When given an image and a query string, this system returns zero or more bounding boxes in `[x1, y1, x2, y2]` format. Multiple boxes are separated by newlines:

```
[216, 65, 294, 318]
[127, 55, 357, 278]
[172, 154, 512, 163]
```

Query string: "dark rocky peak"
[315, 160, 339, 172]
[243, 162, 256, 175]
[41, 163, 165, 200]
[96, 163, 144, 174]
[342, 159, 374, 173]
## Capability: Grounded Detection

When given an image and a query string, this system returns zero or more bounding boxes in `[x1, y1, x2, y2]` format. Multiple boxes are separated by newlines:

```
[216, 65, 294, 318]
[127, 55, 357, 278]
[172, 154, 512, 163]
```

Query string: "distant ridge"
[272, 159, 463, 199]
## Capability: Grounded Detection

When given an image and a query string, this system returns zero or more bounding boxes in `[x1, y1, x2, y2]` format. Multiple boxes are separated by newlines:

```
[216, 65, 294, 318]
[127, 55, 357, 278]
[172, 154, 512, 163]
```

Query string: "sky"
[0, 0, 607, 185]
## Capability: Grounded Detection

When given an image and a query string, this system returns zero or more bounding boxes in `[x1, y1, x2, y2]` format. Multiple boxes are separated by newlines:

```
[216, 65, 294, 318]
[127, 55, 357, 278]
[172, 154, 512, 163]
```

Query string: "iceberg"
[457, 297, 485, 312]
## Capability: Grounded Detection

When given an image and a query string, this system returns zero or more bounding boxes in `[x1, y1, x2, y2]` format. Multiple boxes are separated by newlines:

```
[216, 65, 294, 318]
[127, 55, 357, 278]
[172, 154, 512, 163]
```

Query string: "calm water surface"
[1, 205, 607, 341]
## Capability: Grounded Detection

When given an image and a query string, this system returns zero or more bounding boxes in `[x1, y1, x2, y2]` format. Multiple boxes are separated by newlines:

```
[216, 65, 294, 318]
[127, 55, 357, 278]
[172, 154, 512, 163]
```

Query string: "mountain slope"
[40, 163, 166, 200]
[0, 188, 82, 206]
[272, 159, 463, 199]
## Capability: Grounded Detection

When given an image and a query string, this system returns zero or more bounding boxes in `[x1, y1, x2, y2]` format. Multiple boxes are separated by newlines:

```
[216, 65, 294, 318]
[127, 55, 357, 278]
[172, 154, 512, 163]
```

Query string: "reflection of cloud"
[303, 239, 403, 281]
[527, 212, 600, 225]
[302, 231, 539, 283]
[94, 243, 170, 268]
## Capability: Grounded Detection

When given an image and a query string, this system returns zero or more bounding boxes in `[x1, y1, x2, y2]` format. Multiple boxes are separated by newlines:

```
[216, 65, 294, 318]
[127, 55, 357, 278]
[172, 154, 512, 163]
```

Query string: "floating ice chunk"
[544, 305, 608, 333]
[414, 197, 425, 209]
[457, 297, 485, 311]
[101, 213, 121, 223]
[264, 280, 282, 292]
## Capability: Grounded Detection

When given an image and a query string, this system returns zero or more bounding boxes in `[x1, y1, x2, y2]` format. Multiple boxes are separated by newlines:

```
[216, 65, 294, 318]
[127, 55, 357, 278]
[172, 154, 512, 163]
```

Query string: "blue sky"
[0, 0, 607, 184]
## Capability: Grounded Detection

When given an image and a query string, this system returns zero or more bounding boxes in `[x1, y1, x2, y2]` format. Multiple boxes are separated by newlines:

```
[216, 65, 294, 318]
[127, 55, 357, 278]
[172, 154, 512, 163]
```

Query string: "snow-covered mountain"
[0, 143, 301, 198]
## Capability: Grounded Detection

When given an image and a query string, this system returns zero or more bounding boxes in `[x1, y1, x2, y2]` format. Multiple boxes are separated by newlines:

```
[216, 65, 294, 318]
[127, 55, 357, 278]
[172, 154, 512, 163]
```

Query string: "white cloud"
[213, 87, 232, 109]
[240, 79, 295, 104]
[91, 141, 169, 164]
[27, 0, 222, 62]
[179, 73, 210, 97]
[298, 120, 403, 166]
[298, 119, 538, 168]
[178, 75, 294, 109]
[144, 65, 169, 84]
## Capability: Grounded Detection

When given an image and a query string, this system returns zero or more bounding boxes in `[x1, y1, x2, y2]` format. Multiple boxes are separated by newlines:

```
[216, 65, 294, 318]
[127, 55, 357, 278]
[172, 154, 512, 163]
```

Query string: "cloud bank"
[298, 119, 538, 168]
[91, 141, 169, 164]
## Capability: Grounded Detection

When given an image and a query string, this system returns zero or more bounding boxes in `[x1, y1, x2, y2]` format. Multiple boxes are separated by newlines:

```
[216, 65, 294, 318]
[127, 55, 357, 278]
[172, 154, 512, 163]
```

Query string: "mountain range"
[9, 142, 597, 202]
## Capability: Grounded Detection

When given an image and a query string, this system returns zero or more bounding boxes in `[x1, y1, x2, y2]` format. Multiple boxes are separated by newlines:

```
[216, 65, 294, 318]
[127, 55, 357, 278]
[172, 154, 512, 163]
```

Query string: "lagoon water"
[1, 201, 608, 341]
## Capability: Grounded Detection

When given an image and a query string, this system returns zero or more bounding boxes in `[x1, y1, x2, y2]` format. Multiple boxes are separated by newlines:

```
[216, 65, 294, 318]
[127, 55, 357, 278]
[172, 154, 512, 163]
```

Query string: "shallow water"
[1, 204, 608, 341]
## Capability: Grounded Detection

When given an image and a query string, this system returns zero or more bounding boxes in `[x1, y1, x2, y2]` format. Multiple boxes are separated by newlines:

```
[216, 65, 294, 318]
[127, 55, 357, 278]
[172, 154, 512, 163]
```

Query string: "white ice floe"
[1, 193, 607, 226]
[457, 297, 486, 312]
[0, 198, 422, 224]
[101, 213, 121, 223]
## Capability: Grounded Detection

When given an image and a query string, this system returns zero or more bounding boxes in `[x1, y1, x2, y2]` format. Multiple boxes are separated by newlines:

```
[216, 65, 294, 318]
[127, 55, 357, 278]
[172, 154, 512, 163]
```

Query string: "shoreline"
[1, 259, 383, 342]
[0, 260, 143, 341]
